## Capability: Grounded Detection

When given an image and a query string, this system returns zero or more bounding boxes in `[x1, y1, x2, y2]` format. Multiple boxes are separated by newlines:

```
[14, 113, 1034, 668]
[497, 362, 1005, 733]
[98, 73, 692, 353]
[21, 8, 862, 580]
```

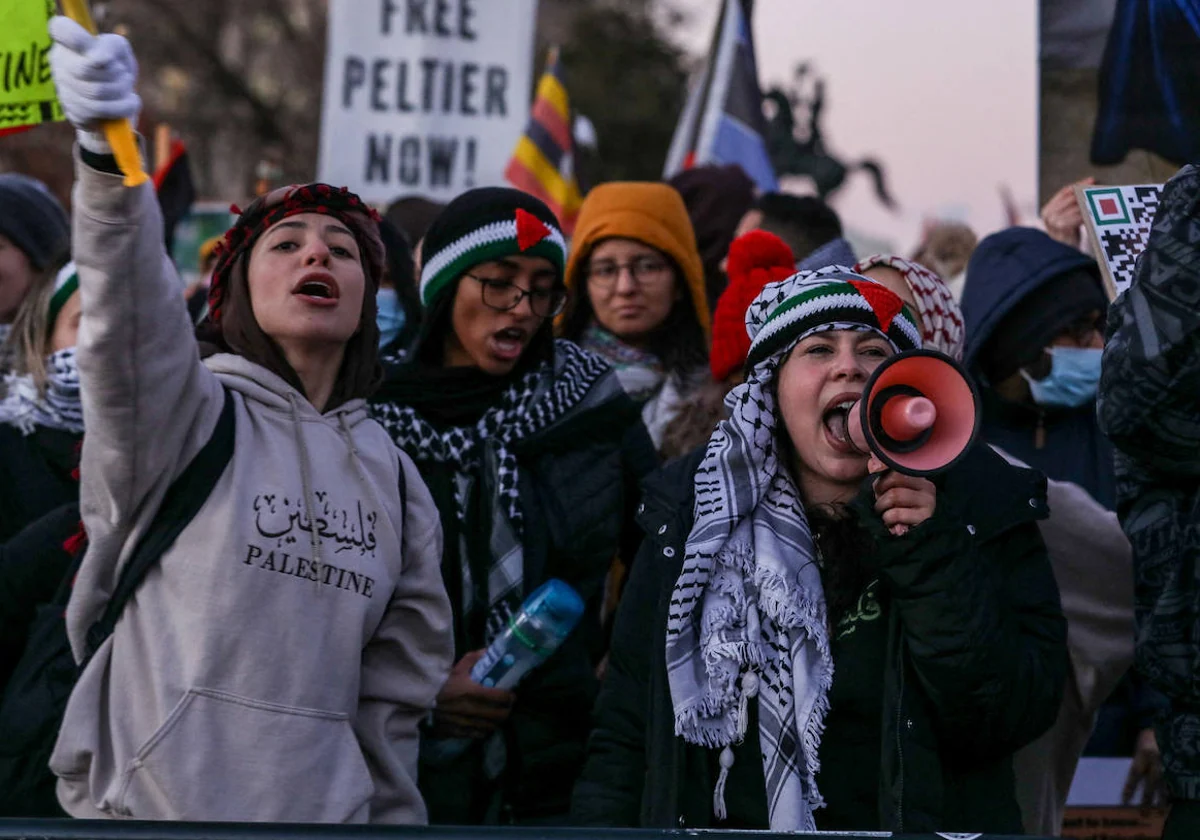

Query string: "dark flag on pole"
[1091, 0, 1200, 166]
[663, 0, 777, 192]
[154, 138, 197, 253]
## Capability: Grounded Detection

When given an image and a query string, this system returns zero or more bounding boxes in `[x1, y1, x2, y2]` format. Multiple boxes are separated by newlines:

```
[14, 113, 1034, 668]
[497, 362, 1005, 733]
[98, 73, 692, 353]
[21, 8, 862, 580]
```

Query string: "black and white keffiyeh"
[665, 267, 919, 831]
[373, 340, 611, 639]
[0, 347, 84, 435]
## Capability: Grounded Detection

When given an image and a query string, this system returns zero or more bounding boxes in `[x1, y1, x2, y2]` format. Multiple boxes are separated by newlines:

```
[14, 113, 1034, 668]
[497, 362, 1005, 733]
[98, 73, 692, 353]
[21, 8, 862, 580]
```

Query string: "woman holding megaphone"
[573, 267, 1067, 834]
[42, 17, 453, 823]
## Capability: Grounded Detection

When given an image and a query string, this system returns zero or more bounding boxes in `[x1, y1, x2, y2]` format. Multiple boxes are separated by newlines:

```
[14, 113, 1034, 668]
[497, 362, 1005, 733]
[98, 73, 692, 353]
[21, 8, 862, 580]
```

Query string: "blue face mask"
[1022, 346, 1102, 408]
[375, 288, 406, 349]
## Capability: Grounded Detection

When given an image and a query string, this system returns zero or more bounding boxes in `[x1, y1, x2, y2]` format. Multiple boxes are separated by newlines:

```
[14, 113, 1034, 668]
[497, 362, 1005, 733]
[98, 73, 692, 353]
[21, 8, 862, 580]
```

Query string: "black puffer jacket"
[0, 501, 80, 694]
[0, 425, 80, 543]
[572, 443, 1067, 834]
[403, 374, 658, 824]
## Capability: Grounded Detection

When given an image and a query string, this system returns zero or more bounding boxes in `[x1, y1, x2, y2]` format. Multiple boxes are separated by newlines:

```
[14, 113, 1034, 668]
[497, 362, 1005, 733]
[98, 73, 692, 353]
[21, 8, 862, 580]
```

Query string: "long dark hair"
[808, 504, 875, 629]
[559, 253, 708, 377]
[771, 378, 876, 628]
[196, 185, 385, 411]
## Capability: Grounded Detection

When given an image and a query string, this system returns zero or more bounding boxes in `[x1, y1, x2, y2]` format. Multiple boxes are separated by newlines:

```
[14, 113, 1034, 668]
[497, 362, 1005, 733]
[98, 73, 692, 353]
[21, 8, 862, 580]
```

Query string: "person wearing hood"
[573, 267, 1066, 834]
[960, 230, 1164, 773]
[668, 164, 756, 310]
[559, 182, 711, 456]
[961, 226, 1115, 509]
[857, 253, 1139, 835]
[0, 260, 83, 541]
[45, 19, 453, 823]
[0, 174, 70, 377]
[368, 187, 657, 825]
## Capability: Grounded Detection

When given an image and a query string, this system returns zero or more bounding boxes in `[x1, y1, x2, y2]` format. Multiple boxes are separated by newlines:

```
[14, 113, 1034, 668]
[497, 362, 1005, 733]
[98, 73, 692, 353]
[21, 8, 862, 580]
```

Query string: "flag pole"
[683, 0, 729, 166]
[58, 0, 149, 187]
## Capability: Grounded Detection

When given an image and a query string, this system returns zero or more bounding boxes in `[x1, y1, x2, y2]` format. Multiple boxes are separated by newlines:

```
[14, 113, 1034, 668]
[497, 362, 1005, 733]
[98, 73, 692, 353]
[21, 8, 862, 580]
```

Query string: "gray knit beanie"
[0, 174, 69, 270]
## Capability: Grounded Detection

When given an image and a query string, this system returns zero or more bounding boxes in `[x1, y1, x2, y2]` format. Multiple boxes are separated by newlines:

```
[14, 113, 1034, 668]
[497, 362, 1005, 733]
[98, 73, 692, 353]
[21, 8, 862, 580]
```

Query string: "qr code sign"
[1082, 184, 1163, 297]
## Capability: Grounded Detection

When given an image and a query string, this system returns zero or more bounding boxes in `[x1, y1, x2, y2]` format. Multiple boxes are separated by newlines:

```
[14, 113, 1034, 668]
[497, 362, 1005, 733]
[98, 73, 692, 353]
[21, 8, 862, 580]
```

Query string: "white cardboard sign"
[318, 0, 537, 204]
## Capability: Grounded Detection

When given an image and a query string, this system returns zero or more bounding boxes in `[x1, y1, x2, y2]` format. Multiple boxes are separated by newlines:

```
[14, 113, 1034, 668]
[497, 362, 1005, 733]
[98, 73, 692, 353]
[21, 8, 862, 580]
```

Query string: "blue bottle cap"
[527, 579, 585, 627]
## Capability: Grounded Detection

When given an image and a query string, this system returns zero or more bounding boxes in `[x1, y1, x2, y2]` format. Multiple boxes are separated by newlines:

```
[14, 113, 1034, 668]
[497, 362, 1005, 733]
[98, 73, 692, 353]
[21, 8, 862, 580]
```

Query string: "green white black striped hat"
[744, 267, 922, 370]
[418, 187, 567, 307]
[48, 261, 78, 329]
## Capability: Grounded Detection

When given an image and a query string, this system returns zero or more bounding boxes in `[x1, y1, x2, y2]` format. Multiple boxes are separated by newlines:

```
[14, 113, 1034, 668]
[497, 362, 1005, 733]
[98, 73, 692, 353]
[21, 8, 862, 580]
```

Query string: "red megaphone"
[846, 349, 981, 478]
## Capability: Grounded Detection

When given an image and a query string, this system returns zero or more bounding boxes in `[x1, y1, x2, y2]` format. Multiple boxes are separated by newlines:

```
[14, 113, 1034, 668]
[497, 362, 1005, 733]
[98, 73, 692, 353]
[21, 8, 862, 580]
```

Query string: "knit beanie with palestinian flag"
[745, 267, 923, 371]
[710, 230, 796, 381]
[418, 187, 567, 308]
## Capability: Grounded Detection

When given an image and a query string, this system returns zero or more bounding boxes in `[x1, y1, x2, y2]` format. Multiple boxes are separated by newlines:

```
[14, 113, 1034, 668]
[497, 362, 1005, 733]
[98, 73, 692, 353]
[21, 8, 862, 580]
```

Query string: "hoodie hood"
[960, 227, 1103, 374]
[203, 353, 369, 428]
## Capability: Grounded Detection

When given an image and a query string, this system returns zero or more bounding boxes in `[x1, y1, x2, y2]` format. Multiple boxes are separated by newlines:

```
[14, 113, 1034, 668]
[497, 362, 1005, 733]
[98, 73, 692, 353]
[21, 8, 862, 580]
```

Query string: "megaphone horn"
[846, 349, 981, 478]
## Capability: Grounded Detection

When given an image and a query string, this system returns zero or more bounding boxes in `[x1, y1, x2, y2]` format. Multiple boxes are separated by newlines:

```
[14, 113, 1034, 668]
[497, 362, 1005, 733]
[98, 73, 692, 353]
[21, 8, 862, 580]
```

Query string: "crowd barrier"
[0, 821, 1051, 840]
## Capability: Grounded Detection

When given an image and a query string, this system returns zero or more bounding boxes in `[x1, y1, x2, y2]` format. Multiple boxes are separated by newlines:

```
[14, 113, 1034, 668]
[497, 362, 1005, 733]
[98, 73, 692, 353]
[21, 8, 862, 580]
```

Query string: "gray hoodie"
[50, 157, 454, 823]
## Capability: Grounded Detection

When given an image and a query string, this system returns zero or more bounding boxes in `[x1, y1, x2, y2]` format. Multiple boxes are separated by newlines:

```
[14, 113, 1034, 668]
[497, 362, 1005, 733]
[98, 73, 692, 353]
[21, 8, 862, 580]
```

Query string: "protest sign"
[1076, 183, 1163, 299]
[0, 0, 64, 132]
[318, 0, 537, 205]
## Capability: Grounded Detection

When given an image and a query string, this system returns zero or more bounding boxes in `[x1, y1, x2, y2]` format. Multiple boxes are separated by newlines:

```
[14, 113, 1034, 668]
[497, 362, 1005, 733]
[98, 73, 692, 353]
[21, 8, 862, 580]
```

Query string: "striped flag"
[663, 0, 777, 192]
[504, 49, 584, 234]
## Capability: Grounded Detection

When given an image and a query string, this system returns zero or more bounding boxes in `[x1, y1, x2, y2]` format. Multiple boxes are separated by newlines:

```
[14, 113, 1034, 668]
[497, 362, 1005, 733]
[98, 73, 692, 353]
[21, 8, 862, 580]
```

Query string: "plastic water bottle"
[470, 579, 585, 689]
[422, 579, 585, 766]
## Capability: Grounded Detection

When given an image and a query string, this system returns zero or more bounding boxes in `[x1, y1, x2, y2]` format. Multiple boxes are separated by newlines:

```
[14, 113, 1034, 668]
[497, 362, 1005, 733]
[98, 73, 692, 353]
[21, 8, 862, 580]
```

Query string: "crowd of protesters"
[0, 15, 1197, 840]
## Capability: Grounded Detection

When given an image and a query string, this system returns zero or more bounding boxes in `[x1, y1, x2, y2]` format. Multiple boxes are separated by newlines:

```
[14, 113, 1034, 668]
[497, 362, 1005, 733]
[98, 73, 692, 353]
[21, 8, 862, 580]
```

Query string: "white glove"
[48, 16, 141, 155]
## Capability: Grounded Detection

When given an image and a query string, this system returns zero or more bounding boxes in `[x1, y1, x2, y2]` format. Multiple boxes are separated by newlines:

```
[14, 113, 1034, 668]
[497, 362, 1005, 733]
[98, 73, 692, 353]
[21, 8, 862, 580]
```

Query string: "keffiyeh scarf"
[579, 322, 666, 403]
[372, 340, 610, 639]
[0, 347, 84, 435]
[666, 266, 916, 831]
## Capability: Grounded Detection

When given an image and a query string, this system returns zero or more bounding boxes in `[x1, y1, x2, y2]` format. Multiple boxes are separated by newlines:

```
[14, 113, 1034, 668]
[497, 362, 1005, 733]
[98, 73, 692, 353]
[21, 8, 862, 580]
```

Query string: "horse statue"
[764, 64, 896, 209]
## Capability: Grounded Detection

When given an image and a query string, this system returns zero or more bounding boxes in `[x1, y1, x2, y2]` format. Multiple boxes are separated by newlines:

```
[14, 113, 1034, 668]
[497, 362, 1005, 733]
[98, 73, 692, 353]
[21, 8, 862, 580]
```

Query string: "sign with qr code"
[1076, 184, 1164, 299]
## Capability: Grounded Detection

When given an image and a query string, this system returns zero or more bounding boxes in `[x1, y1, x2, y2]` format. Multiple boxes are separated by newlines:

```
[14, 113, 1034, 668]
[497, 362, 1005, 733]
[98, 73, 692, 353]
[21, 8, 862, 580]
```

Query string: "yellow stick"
[58, 0, 148, 187]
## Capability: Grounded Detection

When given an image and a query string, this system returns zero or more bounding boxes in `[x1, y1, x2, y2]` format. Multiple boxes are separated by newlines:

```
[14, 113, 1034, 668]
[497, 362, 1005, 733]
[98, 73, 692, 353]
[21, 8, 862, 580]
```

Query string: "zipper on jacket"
[894, 642, 906, 831]
[1034, 409, 1046, 450]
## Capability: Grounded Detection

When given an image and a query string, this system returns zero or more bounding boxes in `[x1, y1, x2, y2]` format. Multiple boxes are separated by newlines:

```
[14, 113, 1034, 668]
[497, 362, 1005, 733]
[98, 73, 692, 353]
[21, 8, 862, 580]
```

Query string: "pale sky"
[666, 0, 1039, 254]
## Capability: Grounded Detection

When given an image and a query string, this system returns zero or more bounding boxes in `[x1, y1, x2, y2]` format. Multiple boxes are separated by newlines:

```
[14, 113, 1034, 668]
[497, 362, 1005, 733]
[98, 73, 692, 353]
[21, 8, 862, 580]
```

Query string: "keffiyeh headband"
[208, 183, 383, 325]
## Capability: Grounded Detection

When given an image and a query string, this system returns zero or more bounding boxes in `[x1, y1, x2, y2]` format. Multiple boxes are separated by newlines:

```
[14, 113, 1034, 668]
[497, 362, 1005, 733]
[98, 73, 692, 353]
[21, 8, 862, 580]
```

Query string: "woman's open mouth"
[821, 397, 860, 454]
[292, 273, 341, 307]
[489, 326, 528, 361]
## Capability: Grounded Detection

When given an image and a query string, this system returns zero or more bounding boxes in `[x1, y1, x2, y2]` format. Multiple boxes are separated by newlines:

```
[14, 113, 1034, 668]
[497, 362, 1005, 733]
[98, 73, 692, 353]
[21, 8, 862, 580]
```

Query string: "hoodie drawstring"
[337, 411, 393, 545]
[288, 393, 324, 588]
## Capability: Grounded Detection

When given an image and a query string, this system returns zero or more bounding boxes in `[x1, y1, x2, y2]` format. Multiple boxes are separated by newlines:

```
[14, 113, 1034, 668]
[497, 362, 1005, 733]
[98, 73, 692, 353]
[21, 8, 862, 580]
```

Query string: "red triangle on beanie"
[515, 208, 551, 251]
[850, 279, 904, 332]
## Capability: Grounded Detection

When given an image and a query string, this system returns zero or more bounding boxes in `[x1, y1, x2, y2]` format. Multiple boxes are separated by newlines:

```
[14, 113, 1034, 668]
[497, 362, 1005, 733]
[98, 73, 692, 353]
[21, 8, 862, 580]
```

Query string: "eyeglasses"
[466, 275, 568, 318]
[585, 257, 673, 290]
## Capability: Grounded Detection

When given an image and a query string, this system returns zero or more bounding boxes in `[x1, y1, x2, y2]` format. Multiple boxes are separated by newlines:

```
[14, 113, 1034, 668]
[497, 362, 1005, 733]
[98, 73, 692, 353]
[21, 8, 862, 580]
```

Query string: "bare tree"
[0, 0, 687, 204]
